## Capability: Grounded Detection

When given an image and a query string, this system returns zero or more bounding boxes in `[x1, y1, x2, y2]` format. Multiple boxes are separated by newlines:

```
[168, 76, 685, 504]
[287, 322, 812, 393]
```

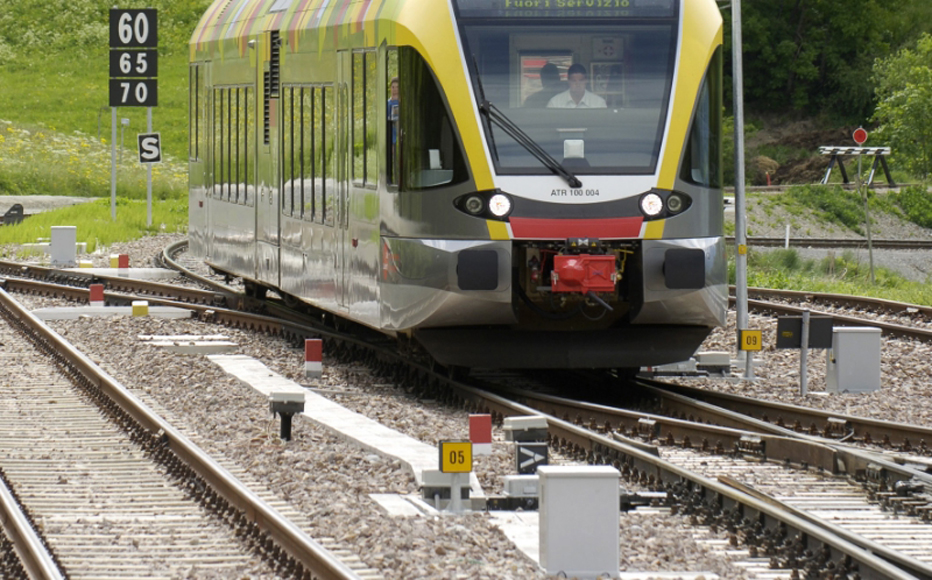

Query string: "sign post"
[439, 440, 472, 513]
[853, 127, 875, 283]
[776, 314, 833, 395]
[732, 0, 751, 380]
[109, 8, 158, 222]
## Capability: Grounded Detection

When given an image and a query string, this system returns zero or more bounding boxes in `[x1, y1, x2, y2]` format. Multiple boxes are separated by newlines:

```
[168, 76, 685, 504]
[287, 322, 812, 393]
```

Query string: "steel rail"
[728, 295, 932, 341]
[157, 239, 240, 295]
[465, 378, 932, 577]
[741, 286, 932, 318]
[0, 286, 362, 580]
[0, 471, 63, 580]
[0, 258, 236, 308]
[445, 381, 923, 579]
[641, 378, 932, 454]
[726, 237, 932, 250]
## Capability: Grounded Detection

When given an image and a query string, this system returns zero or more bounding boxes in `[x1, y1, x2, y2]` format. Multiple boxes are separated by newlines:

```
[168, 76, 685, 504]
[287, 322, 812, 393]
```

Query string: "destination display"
[454, 0, 675, 19]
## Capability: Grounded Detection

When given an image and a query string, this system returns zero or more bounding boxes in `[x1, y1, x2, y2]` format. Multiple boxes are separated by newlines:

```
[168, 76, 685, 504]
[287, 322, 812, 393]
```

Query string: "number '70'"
[120, 82, 149, 104]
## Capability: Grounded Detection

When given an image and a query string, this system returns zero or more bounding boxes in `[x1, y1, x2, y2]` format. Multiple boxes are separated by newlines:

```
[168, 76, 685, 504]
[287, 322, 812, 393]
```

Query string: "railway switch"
[269, 389, 305, 441]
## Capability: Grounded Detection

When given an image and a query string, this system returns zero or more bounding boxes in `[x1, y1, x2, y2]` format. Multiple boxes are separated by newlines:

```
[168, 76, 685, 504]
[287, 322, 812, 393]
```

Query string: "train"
[188, 0, 727, 371]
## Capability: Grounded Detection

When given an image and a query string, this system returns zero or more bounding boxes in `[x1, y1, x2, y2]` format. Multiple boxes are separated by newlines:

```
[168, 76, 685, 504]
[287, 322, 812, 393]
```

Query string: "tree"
[871, 34, 932, 179]
[724, 0, 931, 121]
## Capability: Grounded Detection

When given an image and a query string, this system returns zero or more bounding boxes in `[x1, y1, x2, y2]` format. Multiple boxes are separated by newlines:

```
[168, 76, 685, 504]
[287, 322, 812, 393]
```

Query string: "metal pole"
[111, 107, 117, 221]
[450, 473, 463, 514]
[147, 107, 153, 228]
[859, 153, 875, 283]
[732, 0, 752, 379]
[800, 310, 810, 395]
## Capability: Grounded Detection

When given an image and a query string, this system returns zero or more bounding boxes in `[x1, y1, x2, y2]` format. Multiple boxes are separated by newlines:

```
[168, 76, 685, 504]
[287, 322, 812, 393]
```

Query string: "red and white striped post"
[305, 338, 323, 380]
[89, 284, 105, 307]
[469, 414, 492, 456]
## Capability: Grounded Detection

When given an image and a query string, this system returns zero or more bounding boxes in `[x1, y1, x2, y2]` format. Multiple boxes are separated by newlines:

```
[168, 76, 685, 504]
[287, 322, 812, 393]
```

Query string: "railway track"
[6, 240, 932, 577]
[472, 373, 932, 578]
[722, 288, 932, 342]
[727, 237, 932, 250]
[0, 287, 366, 579]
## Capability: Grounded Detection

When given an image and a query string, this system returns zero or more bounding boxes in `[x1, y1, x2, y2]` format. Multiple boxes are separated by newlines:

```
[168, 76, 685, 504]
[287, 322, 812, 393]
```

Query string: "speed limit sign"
[109, 9, 157, 107]
[110, 9, 157, 48]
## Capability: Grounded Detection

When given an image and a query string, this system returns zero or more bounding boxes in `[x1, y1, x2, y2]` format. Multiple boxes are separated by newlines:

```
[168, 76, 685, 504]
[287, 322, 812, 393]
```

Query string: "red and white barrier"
[469, 414, 492, 456]
[305, 338, 323, 380]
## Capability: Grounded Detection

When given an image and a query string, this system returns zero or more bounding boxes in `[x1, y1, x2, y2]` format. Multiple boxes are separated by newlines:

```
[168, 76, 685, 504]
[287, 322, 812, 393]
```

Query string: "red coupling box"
[551, 254, 616, 294]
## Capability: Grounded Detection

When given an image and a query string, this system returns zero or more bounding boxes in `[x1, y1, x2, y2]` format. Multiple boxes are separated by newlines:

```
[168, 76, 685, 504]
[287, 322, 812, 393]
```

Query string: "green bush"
[889, 184, 932, 228]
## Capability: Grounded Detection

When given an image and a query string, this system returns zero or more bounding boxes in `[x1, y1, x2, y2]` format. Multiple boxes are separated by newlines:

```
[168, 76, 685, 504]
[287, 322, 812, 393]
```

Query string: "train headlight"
[667, 193, 685, 214]
[464, 195, 485, 215]
[640, 193, 664, 217]
[488, 194, 513, 217]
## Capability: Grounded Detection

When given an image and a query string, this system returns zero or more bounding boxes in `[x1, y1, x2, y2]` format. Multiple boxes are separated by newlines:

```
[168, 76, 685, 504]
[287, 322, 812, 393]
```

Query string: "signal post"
[109, 8, 159, 224]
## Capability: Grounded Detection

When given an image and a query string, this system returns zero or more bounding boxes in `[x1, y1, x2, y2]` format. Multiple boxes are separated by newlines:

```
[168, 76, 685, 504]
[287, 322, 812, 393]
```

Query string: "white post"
[147, 107, 153, 227]
[858, 153, 875, 283]
[450, 473, 463, 514]
[800, 310, 810, 395]
[111, 107, 117, 220]
[785, 224, 790, 249]
[732, 0, 751, 379]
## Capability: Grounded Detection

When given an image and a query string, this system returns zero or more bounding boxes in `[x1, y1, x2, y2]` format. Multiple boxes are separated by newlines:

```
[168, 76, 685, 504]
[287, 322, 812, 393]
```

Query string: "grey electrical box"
[826, 327, 881, 393]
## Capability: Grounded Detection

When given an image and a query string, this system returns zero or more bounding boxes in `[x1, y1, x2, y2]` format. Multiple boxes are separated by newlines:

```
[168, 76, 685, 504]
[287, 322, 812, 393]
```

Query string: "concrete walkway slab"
[31, 305, 192, 320]
[207, 354, 484, 499]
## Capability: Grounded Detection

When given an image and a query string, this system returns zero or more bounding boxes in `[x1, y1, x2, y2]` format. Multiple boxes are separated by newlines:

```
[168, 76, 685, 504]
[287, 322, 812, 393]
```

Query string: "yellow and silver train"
[188, 0, 727, 370]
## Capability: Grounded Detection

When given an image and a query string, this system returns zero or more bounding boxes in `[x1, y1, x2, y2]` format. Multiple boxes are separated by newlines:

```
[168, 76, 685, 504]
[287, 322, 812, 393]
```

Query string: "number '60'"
[119, 12, 150, 45]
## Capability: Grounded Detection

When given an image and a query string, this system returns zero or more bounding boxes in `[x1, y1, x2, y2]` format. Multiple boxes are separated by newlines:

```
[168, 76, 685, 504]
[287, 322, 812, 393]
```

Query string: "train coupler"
[550, 253, 617, 294]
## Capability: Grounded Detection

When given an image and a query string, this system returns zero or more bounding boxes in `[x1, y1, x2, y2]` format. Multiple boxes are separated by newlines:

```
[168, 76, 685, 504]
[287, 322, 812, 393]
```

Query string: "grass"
[0, 197, 187, 256]
[754, 184, 932, 237]
[730, 247, 932, 306]
[0, 119, 187, 199]
[0, 0, 207, 161]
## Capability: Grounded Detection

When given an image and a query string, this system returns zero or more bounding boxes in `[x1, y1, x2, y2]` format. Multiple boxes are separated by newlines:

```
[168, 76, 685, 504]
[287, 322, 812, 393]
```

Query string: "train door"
[256, 30, 281, 287]
[334, 51, 351, 310]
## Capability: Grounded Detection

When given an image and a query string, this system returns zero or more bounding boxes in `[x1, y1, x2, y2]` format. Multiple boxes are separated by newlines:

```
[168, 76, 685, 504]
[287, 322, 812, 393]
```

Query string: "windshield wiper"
[478, 100, 583, 190]
[468, 54, 581, 189]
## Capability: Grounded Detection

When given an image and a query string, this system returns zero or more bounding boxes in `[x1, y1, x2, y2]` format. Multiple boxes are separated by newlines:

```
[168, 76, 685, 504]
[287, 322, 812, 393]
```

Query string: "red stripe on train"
[508, 217, 643, 239]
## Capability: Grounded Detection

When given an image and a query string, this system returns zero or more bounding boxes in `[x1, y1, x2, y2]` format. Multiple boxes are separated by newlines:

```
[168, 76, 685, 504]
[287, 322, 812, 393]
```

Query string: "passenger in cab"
[547, 64, 606, 109]
[523, 63, 564, 108]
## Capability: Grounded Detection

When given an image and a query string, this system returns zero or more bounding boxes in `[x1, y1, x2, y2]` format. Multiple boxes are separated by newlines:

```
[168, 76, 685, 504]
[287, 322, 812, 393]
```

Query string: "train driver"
[546, 64, 606, 109]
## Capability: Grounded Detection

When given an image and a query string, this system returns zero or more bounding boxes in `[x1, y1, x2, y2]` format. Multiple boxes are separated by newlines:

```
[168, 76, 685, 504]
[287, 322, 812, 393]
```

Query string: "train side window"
[243, 86, 254, 206]
[282, 86, 295, 216]
[301, 87, 314, 220]
[386, 49, 399, 187]
[365, 51, 378, 186]
[681, 47, 722, 188]
[352, 51, 378, 187]
[210, 86, 254, 204]
[213, 88, 224, 199]
[320, 86, 337, 226]
[233, 87, 240, 203]
[225, 87, 232, 202]
[397, 48, 468, 190]
[352, 52, 365, 185]
[189, 65, 199, 161]
[322, 85, 335, 226]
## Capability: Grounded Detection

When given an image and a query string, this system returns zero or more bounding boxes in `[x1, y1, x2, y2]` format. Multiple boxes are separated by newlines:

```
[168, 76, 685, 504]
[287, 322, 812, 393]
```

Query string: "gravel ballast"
[6, 230, 932, 579]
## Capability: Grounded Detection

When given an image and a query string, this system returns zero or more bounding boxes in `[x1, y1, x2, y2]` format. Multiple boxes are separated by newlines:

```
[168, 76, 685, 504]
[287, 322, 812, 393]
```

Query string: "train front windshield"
[454, 0, 678, 175]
